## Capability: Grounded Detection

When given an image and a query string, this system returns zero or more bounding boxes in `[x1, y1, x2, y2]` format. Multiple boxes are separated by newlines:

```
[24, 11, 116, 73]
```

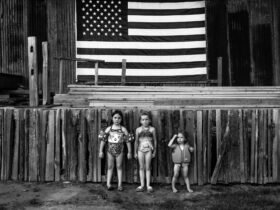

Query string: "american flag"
[76, 0, 207, 82]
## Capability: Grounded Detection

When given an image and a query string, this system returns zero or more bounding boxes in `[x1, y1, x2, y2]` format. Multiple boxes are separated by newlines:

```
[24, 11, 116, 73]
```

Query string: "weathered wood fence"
[1, 107, 280, 185]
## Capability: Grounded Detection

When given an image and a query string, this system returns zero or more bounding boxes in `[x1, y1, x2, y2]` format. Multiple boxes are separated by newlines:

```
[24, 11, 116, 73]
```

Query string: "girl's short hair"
[140, 111, 151, 119]
[177, 129, 188, 143]
[110, 110, 124, 125]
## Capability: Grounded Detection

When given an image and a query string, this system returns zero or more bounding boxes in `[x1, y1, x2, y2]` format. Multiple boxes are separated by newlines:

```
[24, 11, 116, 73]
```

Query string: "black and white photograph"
[0, 0, 280, 209]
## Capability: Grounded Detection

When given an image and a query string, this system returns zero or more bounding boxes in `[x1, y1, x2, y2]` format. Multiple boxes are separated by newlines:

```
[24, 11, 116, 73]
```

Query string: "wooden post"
[121, 59, 126, 85]
[59, 59, 63, 94]
[28, 37, 39, 106]
[217, 57, 223, 86]
[271, 0, 280, 85]
[95, 62, 99, 86]
[42, 42, 50, 105]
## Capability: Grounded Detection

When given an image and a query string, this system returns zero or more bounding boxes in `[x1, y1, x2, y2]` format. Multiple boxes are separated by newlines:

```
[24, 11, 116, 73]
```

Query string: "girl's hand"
[134, 153, 138, 159]
[173, 134, 178, 139]
[99, 152, 104, 159]
[189, 147, 194, 152]
[127, 152, 132, 160]
[152, 152, 156, 158]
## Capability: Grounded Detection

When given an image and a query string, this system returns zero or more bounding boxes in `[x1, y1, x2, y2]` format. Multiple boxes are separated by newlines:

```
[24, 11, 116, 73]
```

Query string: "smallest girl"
[168, 131, 194, 193]
[134, 112, 157, 193]
[98, 110, 133, 191]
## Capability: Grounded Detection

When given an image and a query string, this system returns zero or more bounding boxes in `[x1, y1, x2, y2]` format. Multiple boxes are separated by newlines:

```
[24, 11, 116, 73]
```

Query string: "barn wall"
[47, 0, 76, 93]
[0, 0, 28, 84]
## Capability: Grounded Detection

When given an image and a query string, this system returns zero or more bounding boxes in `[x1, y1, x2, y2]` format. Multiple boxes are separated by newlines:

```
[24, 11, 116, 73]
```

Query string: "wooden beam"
[28, 37, 39, 106]
[121, 59, 126, 85]
[217, 57, 223, 86]
[42, 42, 50, 105]
[95, 62, 99, 86]
[59, 59, 63, 94]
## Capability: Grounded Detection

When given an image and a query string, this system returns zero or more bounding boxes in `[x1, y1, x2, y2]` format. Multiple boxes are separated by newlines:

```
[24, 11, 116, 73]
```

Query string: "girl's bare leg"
[116, 152, 124, 188]
[145, 151, 152, 188]
[172, 164, 181, 193]
[182, 164, 193, 192]
[107, 152, 115, 188]
[138, 151, 145, 188]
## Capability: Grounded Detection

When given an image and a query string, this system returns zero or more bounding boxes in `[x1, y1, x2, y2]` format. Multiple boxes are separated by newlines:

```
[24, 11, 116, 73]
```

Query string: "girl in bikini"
[98, 110, 133, 191]
[134, 112, 157, 193]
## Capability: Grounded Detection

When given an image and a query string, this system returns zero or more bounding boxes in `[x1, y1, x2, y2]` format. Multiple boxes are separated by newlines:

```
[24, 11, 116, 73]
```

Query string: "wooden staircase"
[53, 85, 280, 108]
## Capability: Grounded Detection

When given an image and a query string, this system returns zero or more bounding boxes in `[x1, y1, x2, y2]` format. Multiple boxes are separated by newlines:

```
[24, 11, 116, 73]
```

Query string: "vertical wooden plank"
[46, 110, 55, 181]
[243, 110, 250, 183]
[12, 110, 20, 181]
[29, 109, 38, 181]
[86, 109, 94, 182]
[0, 109, 3, 181]
[61, 109, 67, 181]
[28, 37, 39, 106]
[257, 110, 264, 184]
[78, 109, 87, 182]
[202, 110, 208, 184]
[97, 109, 103, 182]
[70, 109, 80, 181]
[151, 110, 159, 183]
[239, 109, 245, 183]
[121, 59, 126, 85]
[254, 110, 259, 183]
[36, 108, 42, 181]
[197, 111, 203, 185]
[250, 110, 256, 183]
[24, 109, 29, 181]
[207, 110, 213, 183]
[40, 110, 48, 182]
[272, 109, 279, 182]
[18, 109, 25, 181]
[55, 109, 61, 181]
[267, 109, 273, 183]
[216, 109, 221, 159]
[184, 110, 196, 184]
[263, 109, 268, 184]
[42, 42, 50, 105]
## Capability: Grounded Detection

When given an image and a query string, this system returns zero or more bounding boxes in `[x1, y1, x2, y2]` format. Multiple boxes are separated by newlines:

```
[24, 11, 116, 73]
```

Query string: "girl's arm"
[134, 128, 139, 159]
[168, 134, 177, 147]
[152, 127, 157, 158]
[98, 127, 110, 158]
[122, 127, 132, 159]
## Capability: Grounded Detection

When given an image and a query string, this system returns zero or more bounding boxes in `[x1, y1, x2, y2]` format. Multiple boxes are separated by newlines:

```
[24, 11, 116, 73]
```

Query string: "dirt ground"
[0, 182, 279, 210]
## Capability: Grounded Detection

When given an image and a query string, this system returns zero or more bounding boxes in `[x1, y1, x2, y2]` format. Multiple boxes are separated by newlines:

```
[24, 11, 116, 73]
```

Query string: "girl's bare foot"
[187, 188, 193, 193]
[172, 188, 178, 193]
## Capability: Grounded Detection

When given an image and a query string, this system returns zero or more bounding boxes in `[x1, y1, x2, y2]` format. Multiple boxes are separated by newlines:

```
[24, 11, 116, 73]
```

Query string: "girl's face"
[177, 133, 185, 144]
[112, 114, 122, 125]
[140, 115, 150, 127]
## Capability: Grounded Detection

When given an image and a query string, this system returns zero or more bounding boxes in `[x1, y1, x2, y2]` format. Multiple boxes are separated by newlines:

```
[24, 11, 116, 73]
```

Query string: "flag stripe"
[128, 28, 205, 36]
[78, 61, 206, 69]
[77, 41, 206, 49]
[76, 54, 206, 63]
[128, 1, 205, 10]
[77, 67, 207, 76]
[79, 35, 206, 42]
[128, 21, 205, 29]
[77, 48, 206, 55]
[128, 14, 205, 22]
[128, 8, 205, 16]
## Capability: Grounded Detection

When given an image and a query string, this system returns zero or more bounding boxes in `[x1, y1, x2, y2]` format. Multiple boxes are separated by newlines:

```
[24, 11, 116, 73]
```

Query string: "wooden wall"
[0, 0, 28, 84]
[47, 0, 76, 93]
[1, 107, 280, 184]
